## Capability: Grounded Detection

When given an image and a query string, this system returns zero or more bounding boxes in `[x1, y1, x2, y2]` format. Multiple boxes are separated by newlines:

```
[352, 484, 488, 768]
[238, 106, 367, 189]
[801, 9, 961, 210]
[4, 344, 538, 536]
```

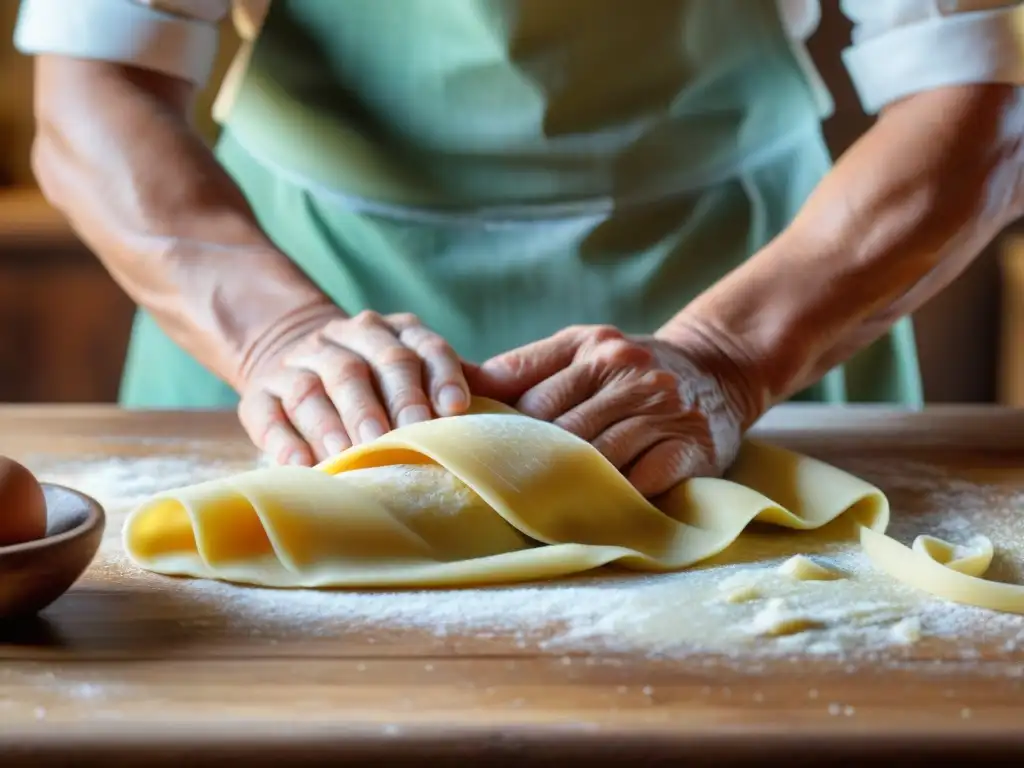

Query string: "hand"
[237, 308, 473, 465]
[470, 324, 764, 497]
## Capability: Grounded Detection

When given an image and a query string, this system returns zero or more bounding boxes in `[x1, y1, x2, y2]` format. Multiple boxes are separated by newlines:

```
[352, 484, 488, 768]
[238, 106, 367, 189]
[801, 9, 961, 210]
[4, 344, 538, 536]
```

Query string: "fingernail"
[323, 433, 349, 456]
[285, 451, 306, 466]
[358, 420, 386, 444]
[397, 405, 432, 427]
[437, 384, 468, 414]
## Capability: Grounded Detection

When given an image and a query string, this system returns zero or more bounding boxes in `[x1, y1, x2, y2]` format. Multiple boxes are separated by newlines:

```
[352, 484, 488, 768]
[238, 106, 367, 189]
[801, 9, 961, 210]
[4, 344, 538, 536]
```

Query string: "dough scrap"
[722, 585, 763, 604]
[891, 617, 922, 645]
[750, 598, 824, 637]
[122, 398, 1024, 613]
[778, 555, 842, 581]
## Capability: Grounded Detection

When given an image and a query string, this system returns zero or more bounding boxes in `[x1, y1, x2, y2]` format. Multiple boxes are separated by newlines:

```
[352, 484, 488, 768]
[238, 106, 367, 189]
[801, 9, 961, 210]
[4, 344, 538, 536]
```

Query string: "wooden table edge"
[3, 723, 1024, 759]
[2, 403, 1023, 448]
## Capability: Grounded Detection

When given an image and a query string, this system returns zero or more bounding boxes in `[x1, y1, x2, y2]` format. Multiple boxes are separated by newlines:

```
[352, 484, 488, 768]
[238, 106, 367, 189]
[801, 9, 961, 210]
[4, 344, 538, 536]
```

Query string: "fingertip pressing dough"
[122, 397, 1024, 614]
[0, 457, 47, 547]
[778, 555, 843, 581]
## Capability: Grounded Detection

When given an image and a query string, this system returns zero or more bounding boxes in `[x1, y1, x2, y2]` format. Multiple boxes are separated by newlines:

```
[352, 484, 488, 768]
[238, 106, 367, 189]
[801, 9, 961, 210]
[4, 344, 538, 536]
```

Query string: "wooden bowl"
[0, 483, 106, 620]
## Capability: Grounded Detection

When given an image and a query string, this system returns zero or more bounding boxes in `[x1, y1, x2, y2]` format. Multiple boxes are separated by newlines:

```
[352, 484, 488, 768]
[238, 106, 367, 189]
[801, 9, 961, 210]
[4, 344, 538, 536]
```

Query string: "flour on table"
[32, 454, 240, 508]
[24, 451, 1024, 665]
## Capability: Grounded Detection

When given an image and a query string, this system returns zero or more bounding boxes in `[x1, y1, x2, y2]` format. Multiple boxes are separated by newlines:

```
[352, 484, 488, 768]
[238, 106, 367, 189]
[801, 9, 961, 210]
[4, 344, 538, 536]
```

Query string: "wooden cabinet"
[0, 190, 135, 403]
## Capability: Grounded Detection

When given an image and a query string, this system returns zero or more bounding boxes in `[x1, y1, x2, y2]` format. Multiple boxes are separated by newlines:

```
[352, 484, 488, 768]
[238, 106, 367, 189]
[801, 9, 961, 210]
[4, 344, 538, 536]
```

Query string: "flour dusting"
[341, 464, 479, 519]
[20, 449, 1024, 672]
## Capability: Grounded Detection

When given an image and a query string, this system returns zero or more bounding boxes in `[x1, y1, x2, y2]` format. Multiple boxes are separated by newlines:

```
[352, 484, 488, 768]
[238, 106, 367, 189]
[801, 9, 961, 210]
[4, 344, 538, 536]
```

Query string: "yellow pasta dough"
[122, 398, 1024, 613]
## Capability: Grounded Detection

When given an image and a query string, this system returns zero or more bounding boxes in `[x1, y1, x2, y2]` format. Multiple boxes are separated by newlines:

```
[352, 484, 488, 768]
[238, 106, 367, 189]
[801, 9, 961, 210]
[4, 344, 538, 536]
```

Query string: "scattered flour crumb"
[723, 585, 763, 604]
[751, 599, 825, 637]
[891, 617, 923, 645]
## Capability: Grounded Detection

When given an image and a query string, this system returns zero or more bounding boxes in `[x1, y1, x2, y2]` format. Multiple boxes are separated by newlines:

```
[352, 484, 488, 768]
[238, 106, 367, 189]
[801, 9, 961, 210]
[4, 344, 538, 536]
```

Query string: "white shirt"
[12, 0, 1024, 116]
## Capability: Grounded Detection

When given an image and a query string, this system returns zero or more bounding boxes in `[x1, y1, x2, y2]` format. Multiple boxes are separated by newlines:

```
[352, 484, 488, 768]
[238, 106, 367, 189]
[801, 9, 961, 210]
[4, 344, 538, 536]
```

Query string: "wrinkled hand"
[471, 324, 764, 497]
[237, 309, 472, 465]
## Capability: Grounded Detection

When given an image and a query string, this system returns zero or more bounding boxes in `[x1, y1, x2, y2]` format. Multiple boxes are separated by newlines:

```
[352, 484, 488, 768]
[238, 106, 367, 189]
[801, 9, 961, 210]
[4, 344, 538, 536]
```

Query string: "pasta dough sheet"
[122, 398, 1024, 613]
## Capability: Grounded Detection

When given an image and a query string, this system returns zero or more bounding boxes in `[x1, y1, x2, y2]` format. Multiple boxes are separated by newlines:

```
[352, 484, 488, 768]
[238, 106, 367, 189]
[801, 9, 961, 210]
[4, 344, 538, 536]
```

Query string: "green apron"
[120, 0, 923, 409]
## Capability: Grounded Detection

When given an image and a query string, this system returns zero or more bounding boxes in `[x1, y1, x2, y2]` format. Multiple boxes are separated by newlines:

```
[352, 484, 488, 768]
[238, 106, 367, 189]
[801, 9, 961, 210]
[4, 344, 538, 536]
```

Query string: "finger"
[476, 326, 593, 400]
[307, 346, 391, 445]
[590, 414, 669, 470]
[515, 363, 597, 422]
[382, 312, 421, 333]
[272, 369, 351, 460]
[627, 438, 716, 497]
[396, 324, 471, 417]
[324, 319, 433, 429]
[237, 390, 314, 466]
[555, 369, 679, 441]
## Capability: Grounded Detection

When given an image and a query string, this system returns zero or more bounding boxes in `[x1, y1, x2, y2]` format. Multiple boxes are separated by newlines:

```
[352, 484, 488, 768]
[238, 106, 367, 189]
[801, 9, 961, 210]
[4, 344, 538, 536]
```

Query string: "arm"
[448, 2, 1024, 496]
[661, 2, 1024, 415]
[16, 0, 473, 462]
[19, 1, 334, 392]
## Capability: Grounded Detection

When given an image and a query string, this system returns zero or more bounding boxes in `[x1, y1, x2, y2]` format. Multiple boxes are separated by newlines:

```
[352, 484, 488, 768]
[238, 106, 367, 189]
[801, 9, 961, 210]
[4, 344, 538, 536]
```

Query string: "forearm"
[662, 84, 1024, 416]
[31, 56, 337, 390]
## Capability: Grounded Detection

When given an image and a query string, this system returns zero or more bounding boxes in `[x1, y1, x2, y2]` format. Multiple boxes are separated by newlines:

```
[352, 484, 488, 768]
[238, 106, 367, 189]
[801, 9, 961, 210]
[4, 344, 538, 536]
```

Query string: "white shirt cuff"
[13, 0, 221, 87]
[841, 4, 1024, 113]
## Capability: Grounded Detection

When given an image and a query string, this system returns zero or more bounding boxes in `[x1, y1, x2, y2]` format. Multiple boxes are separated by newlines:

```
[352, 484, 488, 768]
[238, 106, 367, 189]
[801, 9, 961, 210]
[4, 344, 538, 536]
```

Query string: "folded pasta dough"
[122, 398, 1024, 613]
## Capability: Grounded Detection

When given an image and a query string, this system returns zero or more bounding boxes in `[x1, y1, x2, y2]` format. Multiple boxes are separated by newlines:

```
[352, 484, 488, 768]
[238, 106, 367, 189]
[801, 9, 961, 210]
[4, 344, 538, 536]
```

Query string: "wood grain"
[1, 405, 1024, 767]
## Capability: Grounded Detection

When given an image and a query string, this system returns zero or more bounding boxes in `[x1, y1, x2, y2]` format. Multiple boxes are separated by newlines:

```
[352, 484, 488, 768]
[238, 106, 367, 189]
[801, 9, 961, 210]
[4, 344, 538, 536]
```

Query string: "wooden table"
[2, 404, 1024, 767]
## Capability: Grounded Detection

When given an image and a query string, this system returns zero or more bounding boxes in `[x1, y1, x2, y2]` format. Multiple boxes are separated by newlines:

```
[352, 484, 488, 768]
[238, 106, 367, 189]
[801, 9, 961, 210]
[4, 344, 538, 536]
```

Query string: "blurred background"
[0, 3, 1022, 406]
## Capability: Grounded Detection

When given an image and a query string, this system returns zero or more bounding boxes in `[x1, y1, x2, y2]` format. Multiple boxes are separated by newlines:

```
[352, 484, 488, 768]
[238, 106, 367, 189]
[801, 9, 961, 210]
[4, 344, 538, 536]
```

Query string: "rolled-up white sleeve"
[12, 0, 230, 87]
[841, 0, 1024, 114]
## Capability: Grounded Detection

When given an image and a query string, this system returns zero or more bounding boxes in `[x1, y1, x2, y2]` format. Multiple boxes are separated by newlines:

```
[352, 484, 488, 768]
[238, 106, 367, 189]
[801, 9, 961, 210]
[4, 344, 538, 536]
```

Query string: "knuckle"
[589, 324, 624, 344]
[322, 358, 371, 390]
[387, 312, 420, 329]
[386, 386, 430, 412]
[281, 372, 323, 411]
[554, 409, 589, 435]
[259, 419, 290, 452]
[499, 353, 529, 379]
[374, 345, 422, 369]
[353, 309, 384, 327]
[603, 338, 654, 368]
[519, 388, 558, 416]
[642, 368, 680, 393]
[418, 336, 455, 360]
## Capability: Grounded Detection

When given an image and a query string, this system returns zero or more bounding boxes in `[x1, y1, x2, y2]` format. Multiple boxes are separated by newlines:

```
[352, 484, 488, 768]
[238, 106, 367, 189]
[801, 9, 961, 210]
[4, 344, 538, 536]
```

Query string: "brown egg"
[0, 457, 47, 547]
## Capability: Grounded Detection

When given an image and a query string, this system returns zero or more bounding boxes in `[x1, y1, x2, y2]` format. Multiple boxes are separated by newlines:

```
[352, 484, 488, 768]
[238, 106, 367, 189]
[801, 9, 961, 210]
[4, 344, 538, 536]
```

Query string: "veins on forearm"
[687, 85, 1024, 407]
